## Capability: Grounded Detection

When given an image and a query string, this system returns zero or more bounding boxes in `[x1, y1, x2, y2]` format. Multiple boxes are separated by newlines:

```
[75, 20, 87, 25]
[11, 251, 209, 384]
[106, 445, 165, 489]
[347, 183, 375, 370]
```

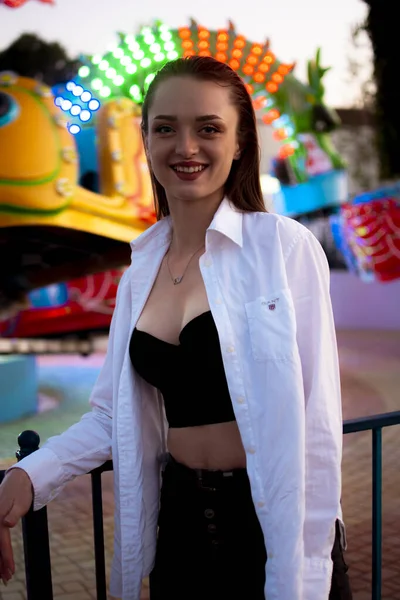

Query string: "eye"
[155, 125, 174, 134]
[0, 92, 20, 128]
[201, 125, 220, 134]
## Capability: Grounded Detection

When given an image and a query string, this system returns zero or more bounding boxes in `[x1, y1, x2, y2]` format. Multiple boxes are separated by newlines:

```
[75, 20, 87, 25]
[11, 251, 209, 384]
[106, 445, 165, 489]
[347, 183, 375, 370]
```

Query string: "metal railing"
[342, 411, 400, 600]
[0, 410, 399, 600]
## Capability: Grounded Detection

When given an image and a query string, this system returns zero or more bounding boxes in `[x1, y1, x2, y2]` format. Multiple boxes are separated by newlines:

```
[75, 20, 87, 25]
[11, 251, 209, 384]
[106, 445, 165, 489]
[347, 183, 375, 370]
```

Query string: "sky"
[0, 0, 370, 107]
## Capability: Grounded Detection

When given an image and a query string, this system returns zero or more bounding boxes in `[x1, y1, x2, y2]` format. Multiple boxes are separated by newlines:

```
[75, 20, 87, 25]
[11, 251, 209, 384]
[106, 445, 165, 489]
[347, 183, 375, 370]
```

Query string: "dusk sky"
[1, 0, 369, 107]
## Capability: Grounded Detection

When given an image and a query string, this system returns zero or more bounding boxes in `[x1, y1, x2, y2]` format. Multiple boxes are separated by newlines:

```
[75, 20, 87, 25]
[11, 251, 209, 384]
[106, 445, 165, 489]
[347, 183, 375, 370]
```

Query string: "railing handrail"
[1, 409, 399, 600]
[343, 410, 400, 434]
[2, 411, 399, 481]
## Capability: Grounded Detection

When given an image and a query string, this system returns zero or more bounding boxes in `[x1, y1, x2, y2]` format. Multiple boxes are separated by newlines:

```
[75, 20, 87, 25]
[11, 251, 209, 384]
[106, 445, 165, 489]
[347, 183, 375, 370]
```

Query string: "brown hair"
[141, 56, 267, 220]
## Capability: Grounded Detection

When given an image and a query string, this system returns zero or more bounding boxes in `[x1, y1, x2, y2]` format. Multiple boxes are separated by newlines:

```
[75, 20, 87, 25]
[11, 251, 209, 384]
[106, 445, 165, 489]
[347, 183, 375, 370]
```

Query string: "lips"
[170, 162, 208, 174]
[170, 162, 209, 182]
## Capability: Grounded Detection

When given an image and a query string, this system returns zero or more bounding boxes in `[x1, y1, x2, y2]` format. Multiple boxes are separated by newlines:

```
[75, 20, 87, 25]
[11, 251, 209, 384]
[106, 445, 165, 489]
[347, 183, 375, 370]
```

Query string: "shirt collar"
[130, 197, 243, 252]
[208, 197, 243, 247]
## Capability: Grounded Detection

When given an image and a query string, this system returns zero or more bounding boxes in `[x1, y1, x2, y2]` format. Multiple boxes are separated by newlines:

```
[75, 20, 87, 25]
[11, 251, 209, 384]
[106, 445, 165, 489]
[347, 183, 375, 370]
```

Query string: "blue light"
[81, 91, 92, 103]
[88, 99, 100, 111]
[52, 81, 101, 134]
[61, 99, 72, 111]
[68, 124, 81, 135]
[80, 110, 91, 122]
[70, 104, 81, 116]
[72, 85, 84, 97]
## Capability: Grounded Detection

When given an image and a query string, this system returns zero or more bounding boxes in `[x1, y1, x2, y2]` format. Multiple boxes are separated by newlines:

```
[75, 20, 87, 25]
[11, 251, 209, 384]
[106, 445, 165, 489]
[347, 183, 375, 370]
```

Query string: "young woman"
[0, 56, 352, 600]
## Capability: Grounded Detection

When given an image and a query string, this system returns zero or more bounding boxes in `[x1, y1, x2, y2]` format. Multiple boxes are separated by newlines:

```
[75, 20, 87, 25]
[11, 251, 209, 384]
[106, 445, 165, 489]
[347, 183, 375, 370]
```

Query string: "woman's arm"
[285, 229, 343, 600]
[6, 269, 129, 511]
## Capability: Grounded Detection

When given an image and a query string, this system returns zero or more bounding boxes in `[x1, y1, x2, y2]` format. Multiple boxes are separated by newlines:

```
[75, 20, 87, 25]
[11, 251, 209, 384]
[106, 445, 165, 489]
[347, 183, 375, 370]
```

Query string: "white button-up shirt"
[14, 198, 343, 600]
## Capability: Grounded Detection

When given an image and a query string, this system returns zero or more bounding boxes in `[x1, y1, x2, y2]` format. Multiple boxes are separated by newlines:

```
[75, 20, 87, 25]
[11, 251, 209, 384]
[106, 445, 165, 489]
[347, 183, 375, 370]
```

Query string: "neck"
[167, 192, 224, 256]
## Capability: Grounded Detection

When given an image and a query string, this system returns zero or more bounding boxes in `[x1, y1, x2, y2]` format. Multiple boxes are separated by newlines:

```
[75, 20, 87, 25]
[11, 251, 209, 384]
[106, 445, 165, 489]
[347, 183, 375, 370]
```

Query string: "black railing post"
[91, 470, 107, 600]
[17, 430, 53, 600]
[372, 427, 383, 600]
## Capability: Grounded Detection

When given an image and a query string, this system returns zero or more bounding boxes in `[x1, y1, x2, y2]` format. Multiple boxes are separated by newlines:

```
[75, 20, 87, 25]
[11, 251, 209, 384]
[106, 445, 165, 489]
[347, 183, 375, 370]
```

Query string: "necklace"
[166, 241, 205, 285]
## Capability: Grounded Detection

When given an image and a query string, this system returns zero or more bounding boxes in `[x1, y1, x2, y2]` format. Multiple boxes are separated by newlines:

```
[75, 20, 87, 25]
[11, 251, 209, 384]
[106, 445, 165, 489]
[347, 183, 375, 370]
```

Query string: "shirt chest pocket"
[245, 289, 297, 361]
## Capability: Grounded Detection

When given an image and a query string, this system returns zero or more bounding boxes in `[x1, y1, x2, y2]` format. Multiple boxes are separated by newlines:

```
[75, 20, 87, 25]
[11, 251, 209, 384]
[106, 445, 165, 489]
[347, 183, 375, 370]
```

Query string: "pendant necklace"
[166, 241, 205, 285]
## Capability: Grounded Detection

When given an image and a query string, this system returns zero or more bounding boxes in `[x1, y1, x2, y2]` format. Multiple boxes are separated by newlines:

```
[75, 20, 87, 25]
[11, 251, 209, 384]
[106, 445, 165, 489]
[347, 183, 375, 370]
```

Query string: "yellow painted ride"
[0, 71, 155, 307]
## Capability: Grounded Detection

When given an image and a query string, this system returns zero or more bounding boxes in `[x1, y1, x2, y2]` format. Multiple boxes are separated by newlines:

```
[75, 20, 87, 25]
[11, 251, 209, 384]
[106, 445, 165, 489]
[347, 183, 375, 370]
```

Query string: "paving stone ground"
[0, 329, 399, 599]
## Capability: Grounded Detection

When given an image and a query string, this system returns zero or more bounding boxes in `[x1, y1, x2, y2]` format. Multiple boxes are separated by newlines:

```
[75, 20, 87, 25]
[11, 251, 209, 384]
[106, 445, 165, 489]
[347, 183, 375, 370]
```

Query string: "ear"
[234, 146, 242, 160]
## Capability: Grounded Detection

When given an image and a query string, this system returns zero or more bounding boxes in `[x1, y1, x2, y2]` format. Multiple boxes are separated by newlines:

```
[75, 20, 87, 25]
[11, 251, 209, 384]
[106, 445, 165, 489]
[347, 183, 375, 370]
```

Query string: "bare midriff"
[168, 421, 247, 470]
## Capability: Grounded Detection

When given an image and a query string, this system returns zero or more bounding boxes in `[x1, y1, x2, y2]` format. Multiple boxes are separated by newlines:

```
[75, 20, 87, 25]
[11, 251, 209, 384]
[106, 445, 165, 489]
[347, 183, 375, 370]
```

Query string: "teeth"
[173, 165, 206, 173]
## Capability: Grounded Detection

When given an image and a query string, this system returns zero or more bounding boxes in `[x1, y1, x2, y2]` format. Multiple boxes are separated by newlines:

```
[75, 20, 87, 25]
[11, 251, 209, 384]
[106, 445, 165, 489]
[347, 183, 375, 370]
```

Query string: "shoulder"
[242, 211, 314, 258]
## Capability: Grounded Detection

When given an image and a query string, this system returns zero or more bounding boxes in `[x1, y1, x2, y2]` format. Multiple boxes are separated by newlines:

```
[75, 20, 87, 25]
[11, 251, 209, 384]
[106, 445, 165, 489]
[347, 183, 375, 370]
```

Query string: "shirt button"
[204, 258, 212, 267]
[257, 501, 265, 508]
[247, 447, 256, 455]
[237, 396, 245, 404]
[215, 298, 222, 305]
[226, 345, 235, 354]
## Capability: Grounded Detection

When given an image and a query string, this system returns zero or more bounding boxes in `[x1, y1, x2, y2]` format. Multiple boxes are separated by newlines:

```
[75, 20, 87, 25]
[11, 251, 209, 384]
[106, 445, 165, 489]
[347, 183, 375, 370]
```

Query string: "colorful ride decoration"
[0, 19, 348, 316]
[0, 0, 53, 6]
[52, 80, 101, 136]
[77, 19, 347, 215]
[0, 268, 125, 338]
[0, 70, 155, 308]
[330, 183, 400, 282]
[0, 70, 154, 239]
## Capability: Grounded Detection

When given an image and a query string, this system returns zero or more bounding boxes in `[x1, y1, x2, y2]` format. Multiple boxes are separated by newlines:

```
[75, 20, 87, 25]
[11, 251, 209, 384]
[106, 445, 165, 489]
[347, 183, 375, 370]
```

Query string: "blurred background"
[0, 1, 399, 598]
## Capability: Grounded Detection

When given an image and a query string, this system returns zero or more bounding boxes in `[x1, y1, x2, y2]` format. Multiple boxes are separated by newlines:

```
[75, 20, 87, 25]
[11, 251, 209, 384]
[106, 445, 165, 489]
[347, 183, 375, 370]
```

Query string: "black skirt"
[149, 455, 352, 600]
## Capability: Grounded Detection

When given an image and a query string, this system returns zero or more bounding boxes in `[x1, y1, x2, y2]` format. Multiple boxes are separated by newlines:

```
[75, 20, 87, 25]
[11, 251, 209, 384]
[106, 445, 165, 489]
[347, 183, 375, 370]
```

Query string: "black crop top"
[129, 311, 236, 428]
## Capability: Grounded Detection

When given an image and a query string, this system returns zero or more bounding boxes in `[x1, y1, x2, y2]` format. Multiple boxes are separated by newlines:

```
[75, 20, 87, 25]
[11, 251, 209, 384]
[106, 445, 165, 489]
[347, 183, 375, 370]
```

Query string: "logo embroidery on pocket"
[269, 303, 276, 311]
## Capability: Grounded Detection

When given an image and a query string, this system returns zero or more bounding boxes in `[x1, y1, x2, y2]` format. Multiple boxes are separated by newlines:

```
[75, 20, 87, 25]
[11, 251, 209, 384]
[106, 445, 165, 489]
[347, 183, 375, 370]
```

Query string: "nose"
[175, 130, 198, 158]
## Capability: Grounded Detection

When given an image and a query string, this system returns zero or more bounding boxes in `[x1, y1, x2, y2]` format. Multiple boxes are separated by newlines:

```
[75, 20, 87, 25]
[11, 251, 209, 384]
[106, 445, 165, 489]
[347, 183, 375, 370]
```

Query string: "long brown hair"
[141, 56, 267, 220]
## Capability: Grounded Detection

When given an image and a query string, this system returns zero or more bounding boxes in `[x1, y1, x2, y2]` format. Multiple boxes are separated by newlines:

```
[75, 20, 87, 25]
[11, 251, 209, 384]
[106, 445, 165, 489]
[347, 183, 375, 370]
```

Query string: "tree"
[0, 33, 79, 85]
[330, 19, 378, 194]
[362, 0, 400, 179]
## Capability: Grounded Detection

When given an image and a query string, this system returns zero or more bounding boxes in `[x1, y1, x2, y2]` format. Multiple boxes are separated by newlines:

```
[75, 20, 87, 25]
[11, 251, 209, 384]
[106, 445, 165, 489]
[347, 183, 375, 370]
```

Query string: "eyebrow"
[153, 114, 224, 122]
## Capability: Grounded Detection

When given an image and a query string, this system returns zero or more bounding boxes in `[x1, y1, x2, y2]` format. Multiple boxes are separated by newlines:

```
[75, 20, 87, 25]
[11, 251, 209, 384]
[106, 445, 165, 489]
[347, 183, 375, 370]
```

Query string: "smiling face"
[145, 76, 241, 208]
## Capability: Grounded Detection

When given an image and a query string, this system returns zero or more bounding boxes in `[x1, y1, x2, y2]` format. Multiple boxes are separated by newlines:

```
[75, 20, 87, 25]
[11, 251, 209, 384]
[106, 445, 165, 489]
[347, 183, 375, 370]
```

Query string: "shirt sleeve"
[285, 229, 343, 600]
[6, 270, 128, 511]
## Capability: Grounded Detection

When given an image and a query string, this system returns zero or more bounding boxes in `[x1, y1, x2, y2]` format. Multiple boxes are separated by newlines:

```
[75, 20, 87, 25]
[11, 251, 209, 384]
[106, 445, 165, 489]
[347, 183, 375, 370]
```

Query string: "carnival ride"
[331, 183, 400, 283]
[0, 269, 125, 339]
[76, 19, 347, 206]
[0, 71, 154, 312]
[0, 18, 349, 327]
[2, 19, 398, 349]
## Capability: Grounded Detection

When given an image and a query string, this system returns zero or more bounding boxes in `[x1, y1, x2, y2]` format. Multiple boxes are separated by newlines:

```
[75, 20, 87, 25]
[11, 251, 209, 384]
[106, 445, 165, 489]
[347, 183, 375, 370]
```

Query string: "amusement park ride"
[0, 18, 399, 354]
